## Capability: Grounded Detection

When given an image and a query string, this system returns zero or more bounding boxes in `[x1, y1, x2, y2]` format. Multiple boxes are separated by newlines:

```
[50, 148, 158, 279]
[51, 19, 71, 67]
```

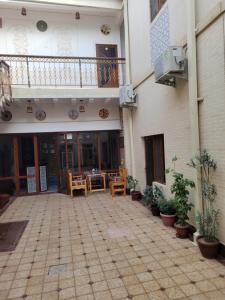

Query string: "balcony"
[0, 54, 125, 99]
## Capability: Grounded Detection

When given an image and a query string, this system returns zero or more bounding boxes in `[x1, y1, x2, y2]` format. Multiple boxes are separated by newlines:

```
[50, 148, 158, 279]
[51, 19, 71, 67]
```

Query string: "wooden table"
[86, 172, 106, 193]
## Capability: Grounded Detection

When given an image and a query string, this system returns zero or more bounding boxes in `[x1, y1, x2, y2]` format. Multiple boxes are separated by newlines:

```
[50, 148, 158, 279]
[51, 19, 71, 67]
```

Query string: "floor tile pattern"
[0, 193, 224, 299]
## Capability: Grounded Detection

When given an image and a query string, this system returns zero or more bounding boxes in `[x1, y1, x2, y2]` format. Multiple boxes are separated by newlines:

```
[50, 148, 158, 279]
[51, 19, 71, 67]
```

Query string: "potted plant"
[159, 198, 176, 227]
[171, 172, 195, 238]
[126, 175, 133, 195]
[127, 176, 141, 201]
[142, 185, 153, 206]
[151, 185, 165, 216]
[188, 150, 220, 258]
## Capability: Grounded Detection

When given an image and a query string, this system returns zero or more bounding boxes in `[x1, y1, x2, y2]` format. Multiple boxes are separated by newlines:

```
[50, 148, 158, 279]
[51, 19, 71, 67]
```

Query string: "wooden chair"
[110, 167, 127, 197]
[68, 172, 87, 197]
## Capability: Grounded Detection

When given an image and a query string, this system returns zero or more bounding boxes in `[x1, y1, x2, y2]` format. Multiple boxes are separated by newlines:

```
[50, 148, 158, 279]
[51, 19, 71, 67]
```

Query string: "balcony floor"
[0, 193, 225, 300]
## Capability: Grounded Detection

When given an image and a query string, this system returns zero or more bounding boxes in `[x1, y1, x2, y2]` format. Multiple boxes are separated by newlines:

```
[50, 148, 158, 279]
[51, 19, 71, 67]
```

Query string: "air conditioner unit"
[154, 46, 188, 87]
[119, 84, 137, 107]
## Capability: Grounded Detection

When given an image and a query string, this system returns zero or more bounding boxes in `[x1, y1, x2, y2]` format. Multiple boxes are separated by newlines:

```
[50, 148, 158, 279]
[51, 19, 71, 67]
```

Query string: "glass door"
[96, 44, 119, 88]
[18, 135, 38, 194]
[38, 134, 58, 193]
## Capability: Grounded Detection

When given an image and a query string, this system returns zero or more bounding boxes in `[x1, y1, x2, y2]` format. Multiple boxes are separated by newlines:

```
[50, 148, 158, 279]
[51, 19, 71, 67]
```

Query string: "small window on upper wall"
[150, 0, 167, 21]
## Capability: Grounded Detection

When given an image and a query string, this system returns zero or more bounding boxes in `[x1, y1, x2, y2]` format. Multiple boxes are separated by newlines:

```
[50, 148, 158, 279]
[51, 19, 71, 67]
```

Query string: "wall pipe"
[122, 0, 135, 177]
[187, 0, 202, 215]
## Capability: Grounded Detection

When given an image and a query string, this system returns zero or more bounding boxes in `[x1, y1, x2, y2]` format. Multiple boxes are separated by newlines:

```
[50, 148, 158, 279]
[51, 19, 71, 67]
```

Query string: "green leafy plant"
[171, 172, 195, 225]
[142, 185, 153, 206]
[126, 175, 138, 192]
[167, 158, 195, 225]
[142, 185, 165, 207]
[159, 198, 176, 215]
[188, 150, 219, 242]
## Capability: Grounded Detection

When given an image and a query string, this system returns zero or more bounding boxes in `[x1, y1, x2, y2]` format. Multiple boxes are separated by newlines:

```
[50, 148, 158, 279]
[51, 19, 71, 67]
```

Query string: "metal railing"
[0, 54, 126, 88]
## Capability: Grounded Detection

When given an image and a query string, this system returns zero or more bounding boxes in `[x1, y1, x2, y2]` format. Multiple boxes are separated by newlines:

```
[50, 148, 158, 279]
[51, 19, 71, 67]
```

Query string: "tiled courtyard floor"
[0, 193, 225, 300]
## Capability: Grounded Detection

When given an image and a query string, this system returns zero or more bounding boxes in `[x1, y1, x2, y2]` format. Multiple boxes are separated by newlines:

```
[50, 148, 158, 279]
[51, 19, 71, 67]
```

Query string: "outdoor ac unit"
[154, 46, 188, 87]
[119, 84, 137, 107]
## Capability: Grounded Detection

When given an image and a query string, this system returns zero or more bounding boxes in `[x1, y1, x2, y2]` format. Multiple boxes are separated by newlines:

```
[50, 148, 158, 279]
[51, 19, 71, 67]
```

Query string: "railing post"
[78, 58, 82, 88]
[26, 56, 31, 87]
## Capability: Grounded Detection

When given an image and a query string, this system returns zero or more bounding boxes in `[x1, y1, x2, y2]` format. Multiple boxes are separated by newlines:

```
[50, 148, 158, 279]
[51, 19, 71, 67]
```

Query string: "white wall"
[0, 8, 122, 57]
[0, 99, 121, 133]
[128, 0, 151, 86]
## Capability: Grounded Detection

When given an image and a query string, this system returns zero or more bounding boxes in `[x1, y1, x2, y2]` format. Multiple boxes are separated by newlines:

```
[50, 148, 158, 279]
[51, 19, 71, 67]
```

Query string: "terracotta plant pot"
[160, 213, 176, 227]
[151, 204, 160, 216]
[174, 223, 190, 239]
[197, 236, 220, 259]
[131, 191, 141, 201]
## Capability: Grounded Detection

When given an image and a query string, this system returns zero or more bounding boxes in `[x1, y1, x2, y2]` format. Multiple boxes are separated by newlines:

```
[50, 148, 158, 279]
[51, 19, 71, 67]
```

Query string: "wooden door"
[144, 137, 154, 186]
[96, 44, 119, 88]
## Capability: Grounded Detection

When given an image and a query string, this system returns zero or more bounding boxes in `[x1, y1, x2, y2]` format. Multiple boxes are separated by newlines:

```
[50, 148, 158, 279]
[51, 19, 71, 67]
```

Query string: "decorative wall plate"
[68, 109, 79, 120]
[35, 109, 46, 121]
[1, 110, 12, 122]
[36, 20, 48, 32]
[101, 24, 111, 35]
[99, 108, 109, 119]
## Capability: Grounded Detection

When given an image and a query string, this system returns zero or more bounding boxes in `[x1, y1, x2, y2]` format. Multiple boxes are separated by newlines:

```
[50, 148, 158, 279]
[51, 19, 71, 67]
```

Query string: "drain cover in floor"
[48, 264, 67, 275]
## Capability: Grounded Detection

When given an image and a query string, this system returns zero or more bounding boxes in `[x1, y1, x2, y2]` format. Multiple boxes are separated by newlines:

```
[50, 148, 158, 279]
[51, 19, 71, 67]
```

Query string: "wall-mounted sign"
[27, 167, 36, 193]
[67, 133, 73, 140]
[40, 166, 47, 192]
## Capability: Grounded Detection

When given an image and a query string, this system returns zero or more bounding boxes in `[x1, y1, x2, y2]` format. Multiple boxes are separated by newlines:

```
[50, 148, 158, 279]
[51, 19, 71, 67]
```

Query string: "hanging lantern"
[26, 100, 33, 113]
[79, 105, 85, 113]
[21, 7, 27, 16]
[75, 12, 80, 20]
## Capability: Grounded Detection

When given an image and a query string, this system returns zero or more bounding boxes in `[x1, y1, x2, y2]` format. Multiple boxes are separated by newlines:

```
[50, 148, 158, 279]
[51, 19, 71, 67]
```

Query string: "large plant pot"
[197, 236, 220, 259]
[160, 213, 176, 227]
[131, 191, 141, 201]
[151, 204, 160, 216]
[174, 223, 190, 239]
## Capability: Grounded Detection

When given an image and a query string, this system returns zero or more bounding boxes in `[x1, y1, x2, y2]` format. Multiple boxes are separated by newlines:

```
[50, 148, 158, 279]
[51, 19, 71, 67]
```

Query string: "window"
[150, 0, 167, 21]
[144, 134, 165, 185]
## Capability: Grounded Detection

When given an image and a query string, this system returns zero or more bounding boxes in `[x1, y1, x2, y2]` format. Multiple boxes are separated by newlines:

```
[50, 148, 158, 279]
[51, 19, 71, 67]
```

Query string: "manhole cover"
[48, 264, 67, 275]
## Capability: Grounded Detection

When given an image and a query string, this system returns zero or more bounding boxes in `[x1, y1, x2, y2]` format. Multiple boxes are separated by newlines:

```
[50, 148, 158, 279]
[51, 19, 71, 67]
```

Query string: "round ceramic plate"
[68, 109, 79, 120]
[35, 109, 46, 121]
[99, 108, 109, 119]
[1, 110, 12, 122]
[36, 20, 48, 32]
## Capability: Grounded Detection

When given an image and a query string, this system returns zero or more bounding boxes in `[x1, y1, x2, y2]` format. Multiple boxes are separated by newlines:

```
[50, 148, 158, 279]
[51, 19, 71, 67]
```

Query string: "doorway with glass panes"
[0, 131, 121, 195]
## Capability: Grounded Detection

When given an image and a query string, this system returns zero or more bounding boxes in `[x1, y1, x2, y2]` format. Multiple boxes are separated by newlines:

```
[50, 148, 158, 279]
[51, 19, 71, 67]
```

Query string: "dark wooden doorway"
[144, 135, 166, 186]
[96, 44, 119, 88]
[144, 137, 154, 186]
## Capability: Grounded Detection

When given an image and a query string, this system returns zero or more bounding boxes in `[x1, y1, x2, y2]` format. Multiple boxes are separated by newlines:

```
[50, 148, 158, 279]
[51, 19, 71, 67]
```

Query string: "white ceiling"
[0, 0, 123, 17]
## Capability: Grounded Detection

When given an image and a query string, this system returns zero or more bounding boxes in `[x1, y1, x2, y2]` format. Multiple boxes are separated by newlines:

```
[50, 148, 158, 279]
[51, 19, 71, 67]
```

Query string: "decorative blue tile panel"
[150, 6, 170, 66]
